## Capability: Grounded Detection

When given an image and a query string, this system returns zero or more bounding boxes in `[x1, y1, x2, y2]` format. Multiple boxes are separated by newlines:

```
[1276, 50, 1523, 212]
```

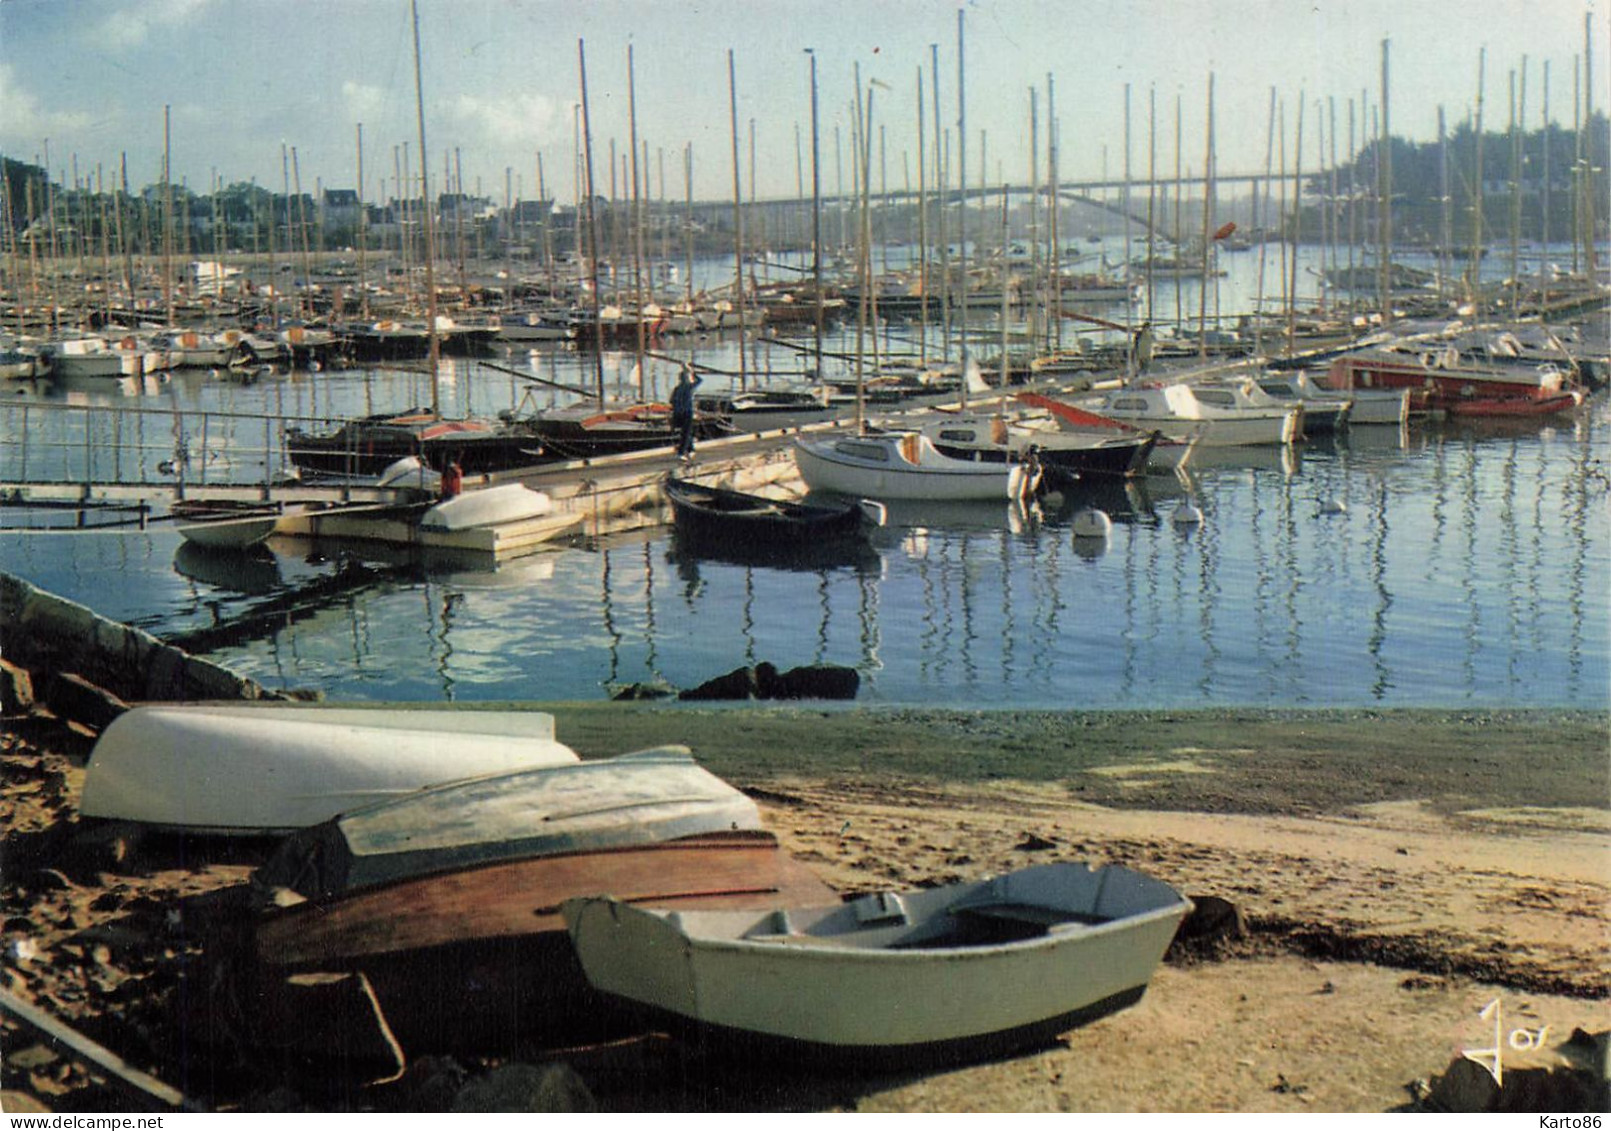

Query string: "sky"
[0, 0, 1604, 205]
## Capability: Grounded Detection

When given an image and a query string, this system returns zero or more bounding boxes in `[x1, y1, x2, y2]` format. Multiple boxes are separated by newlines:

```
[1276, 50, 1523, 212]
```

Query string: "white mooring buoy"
[1172, 500, 1204, 526]
[1318, 497, 1348, 516]
[1071, 508, 1113, 539]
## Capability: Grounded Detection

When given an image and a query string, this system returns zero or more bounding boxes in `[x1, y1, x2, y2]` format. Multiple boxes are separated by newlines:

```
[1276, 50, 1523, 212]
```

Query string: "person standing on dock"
[671, 367, 702, 462]
[1132, 321, 1155, 375]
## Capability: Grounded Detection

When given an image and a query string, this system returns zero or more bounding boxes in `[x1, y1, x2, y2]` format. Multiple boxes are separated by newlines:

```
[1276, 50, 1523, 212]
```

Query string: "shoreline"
[1, 703, 1606, 1112]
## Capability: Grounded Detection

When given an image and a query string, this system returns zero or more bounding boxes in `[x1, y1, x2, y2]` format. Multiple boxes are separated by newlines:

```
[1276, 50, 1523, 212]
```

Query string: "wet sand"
[1, 705, 1606, 1112]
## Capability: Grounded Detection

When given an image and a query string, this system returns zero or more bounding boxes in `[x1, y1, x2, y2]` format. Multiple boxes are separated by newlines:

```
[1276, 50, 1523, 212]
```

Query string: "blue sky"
[0, 0, 1602, 203]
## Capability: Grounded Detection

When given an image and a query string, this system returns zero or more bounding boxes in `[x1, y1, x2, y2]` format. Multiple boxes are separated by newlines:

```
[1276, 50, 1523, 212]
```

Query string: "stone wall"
[0, 572, 275, 704]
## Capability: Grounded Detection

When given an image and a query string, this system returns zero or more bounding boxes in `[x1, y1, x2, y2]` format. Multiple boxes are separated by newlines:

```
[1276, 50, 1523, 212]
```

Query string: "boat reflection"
[666, 526, 883, 576]
[173, 540, 282, 595]
[1178, 441, 1302, 477]
[871, 497, 1028, 534]
[1041, 473, 1182, 528]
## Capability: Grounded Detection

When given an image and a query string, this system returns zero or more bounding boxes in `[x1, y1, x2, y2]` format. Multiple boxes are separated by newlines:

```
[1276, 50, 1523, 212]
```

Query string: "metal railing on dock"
[0, 399, 428, 510]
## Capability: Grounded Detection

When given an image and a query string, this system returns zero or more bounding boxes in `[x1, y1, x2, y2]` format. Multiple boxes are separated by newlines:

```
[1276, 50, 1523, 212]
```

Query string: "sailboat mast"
[934, 45, 950, 359]
[577, 39, 606, 407]
[917, 67, 928, 368]
[1581, 12, 1597, 275]
[808, 49, 824, 377]
[728, 49, 748, 391]
[628, 44, 646, 400]
[1471, 47, 1486, 311]
[1200, 74, 1215, 358]
[1288, 88, 1303, 354]
[1254, 87, 1274, 353]
[357, 123, 369, 321]
[1540, 62, 1550, 296]
[162, 105, 174, 327]
[1378, 38, 1392, 328]
[957, 7, 969, 408]
[410, 0, 441, 411]
[1145, 86, 1157, 319]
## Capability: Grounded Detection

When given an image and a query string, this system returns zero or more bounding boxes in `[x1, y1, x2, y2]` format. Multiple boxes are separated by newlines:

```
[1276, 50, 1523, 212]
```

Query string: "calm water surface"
[2, 243, 1607, 708]
[3, 392, 1605, 709]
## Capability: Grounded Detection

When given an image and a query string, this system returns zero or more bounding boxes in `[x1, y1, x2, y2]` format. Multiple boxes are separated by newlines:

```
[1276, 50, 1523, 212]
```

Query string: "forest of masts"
[1, 11, 1606, 354]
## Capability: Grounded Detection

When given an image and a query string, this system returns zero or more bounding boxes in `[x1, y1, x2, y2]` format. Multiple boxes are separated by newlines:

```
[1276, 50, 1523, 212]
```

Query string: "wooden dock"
[1, 392, 1027, 560]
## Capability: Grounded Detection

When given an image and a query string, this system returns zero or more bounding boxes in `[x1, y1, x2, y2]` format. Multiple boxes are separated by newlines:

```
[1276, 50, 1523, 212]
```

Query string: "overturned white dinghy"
[418, 483, 553, 533]
[254, 745, 764, 899]
[564, 860, 1191, 1067]
[80, 704, 578, 834]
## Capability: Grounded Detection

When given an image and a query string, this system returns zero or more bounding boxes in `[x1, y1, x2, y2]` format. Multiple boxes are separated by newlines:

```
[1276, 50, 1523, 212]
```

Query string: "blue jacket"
[670, 373, 701, 418]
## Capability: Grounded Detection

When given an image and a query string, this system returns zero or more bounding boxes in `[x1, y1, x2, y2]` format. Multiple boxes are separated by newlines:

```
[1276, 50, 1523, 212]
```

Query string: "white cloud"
[0, 64, 93, 145]
[341, 80, 389, 124]
[445, 91, 562, 152]
[93, 0, 215, 52]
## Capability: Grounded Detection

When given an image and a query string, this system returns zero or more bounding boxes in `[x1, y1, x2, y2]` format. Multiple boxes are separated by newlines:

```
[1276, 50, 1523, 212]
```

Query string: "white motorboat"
[80, 703, 579, 833]
[1015, 391, 1197, 473]
[1080, 380, 1300, 446]
[41, 335, 145, 379]
[149, 329, 242, 368]
[916, 412, 1158, 485]
[1267, 369, 1411, 427]
[793, 431, 1026, 501]
[0, 336, 50, 381]
[563, 860, 1191, 1066]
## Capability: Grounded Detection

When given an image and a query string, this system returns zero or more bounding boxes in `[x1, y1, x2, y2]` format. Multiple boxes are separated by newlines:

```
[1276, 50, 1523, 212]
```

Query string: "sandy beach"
[1, 703, 1606, 1113]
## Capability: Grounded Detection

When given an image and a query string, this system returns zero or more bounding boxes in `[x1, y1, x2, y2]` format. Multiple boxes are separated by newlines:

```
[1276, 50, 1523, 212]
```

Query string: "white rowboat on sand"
[563, 860, 1191, 1066]
[80, 704, 578, 833]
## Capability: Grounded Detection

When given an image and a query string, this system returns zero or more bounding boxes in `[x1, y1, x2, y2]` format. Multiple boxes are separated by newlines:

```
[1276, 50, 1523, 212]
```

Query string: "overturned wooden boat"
[664, 476, 884, 548]
[80, 704, 577, 833]
[563, 861, 1191, 1067]
[253, 746, 763, 899]
[254, 831, 836, 1054]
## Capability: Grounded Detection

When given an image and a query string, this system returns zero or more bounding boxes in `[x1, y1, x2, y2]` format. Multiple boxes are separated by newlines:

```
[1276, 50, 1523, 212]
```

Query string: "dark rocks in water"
[609, 680, 678, 701]
[678, 666, 760, 701]
[766, 663, 861, 700]
[678, 663, 859, 702]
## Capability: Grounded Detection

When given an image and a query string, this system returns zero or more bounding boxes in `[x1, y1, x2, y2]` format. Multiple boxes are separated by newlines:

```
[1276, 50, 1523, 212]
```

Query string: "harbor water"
[1, 242, 1607, 709]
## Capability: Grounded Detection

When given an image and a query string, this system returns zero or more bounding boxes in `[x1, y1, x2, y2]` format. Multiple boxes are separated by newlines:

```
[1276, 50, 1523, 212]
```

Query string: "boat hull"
[253, 747, 763, 899]
[794, 435, 1015, 501]
[564, 861, 1190, 1067]
[1441, 390, 1584, 418]
[1327, 354, 1576, 415]
[81, 704, 577, 833]
[254, 832, 836, 1054]
[285, 414, 548, 477]
[665, 476, 868, 545]
[418, 483, 554, 532]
